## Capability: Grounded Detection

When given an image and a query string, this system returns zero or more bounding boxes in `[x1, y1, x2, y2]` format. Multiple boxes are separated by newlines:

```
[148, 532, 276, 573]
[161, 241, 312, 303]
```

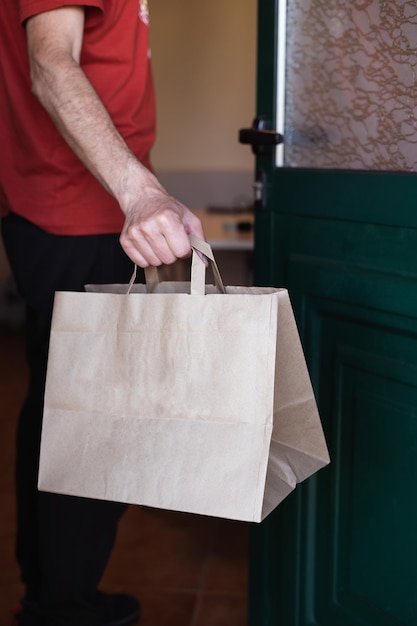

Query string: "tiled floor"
[0, 328, 249, 626]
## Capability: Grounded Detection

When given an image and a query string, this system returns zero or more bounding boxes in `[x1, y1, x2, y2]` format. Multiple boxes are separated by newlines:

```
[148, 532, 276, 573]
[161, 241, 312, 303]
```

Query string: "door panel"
[249, 1, 417, 623]
[251, 190, 417, 625]
[288, 213, 417, 625]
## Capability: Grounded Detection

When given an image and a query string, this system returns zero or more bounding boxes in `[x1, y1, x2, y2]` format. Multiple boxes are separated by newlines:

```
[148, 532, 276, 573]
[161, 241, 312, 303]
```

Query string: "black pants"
[2, 213, 143, 625]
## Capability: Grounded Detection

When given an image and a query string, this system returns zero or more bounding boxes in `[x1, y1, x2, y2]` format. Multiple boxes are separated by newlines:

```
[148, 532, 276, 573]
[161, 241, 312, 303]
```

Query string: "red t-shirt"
[0, 0, 155, 235]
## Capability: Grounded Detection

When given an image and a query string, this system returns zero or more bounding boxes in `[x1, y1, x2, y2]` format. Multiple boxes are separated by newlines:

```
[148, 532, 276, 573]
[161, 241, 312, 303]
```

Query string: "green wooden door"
[247, 1, 417, 625]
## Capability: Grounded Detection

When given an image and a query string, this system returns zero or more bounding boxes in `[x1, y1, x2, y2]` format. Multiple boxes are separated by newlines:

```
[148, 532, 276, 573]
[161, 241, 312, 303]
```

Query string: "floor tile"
[135, 590, 197, 626]
[102, 507, 220, 590]
[192, 592, 248, 626]
[202, 520, 249, 593]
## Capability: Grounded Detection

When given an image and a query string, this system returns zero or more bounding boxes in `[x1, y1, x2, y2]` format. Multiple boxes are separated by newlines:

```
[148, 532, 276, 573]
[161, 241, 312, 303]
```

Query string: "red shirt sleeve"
[19, 0, 104, 24]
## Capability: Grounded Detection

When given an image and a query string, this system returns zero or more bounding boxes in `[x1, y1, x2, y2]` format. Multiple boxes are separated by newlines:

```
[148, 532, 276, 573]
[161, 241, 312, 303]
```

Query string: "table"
[193, 208, 254, 251]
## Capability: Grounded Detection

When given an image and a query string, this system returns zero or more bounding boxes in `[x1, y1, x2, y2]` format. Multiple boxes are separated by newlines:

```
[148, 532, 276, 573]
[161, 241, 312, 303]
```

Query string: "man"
[0, 0, 204, 624]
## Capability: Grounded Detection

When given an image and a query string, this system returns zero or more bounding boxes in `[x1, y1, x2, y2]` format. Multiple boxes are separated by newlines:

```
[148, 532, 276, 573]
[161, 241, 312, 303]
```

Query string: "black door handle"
[239, 117, 283, 155]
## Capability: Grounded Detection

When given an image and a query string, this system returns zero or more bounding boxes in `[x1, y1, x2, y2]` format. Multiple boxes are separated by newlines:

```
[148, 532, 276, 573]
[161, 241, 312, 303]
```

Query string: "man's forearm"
[29, 47, 155, 213]
[28, 50, 204, 266]
[25, 6, 204, 267]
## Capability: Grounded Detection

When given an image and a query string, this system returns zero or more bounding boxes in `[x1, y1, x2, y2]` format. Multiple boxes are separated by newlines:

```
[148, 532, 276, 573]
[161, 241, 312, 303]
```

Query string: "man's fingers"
[119, 190, 206, 267]
[121, 225, 193, 267]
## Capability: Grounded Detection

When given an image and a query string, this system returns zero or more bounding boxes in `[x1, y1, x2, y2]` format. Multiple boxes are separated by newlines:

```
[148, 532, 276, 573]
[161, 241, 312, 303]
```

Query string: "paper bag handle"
[127, 236, 226, 295]
[189, 235, 226, 295]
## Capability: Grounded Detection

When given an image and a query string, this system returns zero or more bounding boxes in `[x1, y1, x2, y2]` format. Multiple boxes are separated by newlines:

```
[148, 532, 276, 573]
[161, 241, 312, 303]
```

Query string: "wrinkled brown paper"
[39, 249, 329, 522]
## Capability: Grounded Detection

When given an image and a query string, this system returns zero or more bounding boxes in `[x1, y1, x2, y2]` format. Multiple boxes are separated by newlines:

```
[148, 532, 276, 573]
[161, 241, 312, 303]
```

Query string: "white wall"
[150, 0, 257, 171]
[150, 0, 258, 207]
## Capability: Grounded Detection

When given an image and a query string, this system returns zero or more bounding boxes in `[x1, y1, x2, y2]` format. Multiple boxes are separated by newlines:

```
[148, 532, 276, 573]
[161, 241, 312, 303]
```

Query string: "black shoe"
[13, 593, 140, 626]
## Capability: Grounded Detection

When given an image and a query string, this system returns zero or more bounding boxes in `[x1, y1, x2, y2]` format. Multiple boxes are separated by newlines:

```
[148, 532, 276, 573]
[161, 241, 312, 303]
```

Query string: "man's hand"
[26, 6, 204, 267]
[120, 171, 205, 267]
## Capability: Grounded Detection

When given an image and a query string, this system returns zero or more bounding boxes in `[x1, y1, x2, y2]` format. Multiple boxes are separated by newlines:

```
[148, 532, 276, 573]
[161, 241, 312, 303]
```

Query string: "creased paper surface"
[39, 282, 329, 522]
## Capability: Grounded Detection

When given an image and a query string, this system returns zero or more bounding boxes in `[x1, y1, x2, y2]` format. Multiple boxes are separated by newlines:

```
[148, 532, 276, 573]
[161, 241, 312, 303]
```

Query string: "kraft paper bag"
[38, 236, 330, 522]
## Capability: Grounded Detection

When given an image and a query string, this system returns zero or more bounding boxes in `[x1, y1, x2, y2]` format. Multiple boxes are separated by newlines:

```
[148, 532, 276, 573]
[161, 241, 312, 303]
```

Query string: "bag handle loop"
[189, 235, 226, 295]
[127, 236, 226, 295]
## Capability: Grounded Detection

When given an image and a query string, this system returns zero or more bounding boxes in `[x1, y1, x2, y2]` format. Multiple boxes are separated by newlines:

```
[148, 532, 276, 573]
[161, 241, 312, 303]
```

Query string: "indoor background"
[1, 2, 258, 625]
